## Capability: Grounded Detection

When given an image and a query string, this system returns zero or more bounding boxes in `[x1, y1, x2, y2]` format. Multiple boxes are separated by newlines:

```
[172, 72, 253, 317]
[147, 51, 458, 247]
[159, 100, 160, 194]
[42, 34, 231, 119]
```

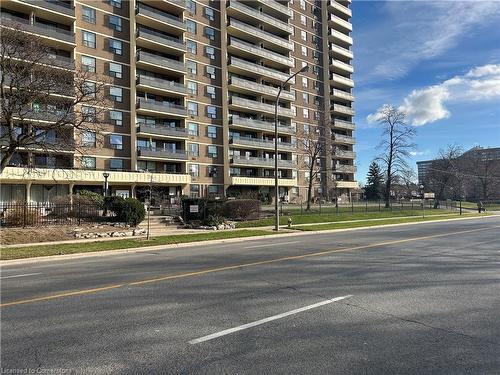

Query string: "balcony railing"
[230, 175, 297, 187]
[24, 0, 75, 16]
[229, 116, 294, 135]
[329, 44, 353, 59]
[137, 27, 185, 51]
[332, 164, 357, 173]
[330, 59, 353, 73]
[333, 134, 356, 144]
[328, 0, 352, 17]
[230, 136, 295, 151]
[228, 1, 292, 33]
[255, 0, 292, 17]
[136, 75, 186, 95]
[331, 89, 354, 102]
[229, 77, 294, 100]
[228, 37, 294, 67]
[231, 155, 295, 168]
[136, 50, 185, 72]
[228, 19, 292, 50]
[330, 73, 354, 87]
[1, 14, 74, 43]
[137, 147, 188, 160]
[229, 97, 294, 117]
[334, 150, 356, 159]
[136, 98, 187, 116]
[229, 57, 292, 83]
[137, 124, 188, 138]
[136, 3, 185, 30]
[329, 14, 352, 31]
[333, 119, 355, 130]
[329, 29, 353, 45]
[332, 104, 355, 115]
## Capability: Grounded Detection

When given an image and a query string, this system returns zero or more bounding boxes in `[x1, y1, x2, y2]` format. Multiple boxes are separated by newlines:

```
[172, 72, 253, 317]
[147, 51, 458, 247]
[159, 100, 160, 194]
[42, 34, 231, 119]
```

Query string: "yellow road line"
[1, 225, 498, 308]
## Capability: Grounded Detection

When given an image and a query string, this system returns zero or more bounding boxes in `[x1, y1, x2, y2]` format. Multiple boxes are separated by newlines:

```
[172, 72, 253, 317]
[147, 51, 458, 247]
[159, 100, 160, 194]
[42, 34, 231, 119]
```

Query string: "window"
[206, 66, 216, 79]
[291, 105, 296, 117]
[207, 125, 217, 138]
[82, 6, 96, 23]
[187, 0, 196, 14]
[109, 134, 123, 150]
[82, 31, 96, 48]
[204, 26, 215, 40]
[83, 82, 96, 98]
[187, 102, 198, 116]
[206, 106, 217, 119]
[301, 45, 307, 57]
[109, 39, 122, 55]
[206, 85, 216, 99]
[208, 185, 219, 194]
[303, 108, 309, 119]
[205, 46, 215, 60]
[109, 15, 122, 31]
[190, 184, 199, 198]
[186, 19, 196, 34]
[187, 81, 197, 95]
[208, 165, 218, 177]
[204, 7, 215, 21]
[137, 161, 156, 172]
[109, 158, 124, 170]
[81, 156, 96, 170]
[301, 30, 307, 41]
[302, 92, 309, 104]
[300, 0, 306, 10]
[82, 131, 96, 147]
[109, 0, 121, 8]
[81, 56, 95, 72]
[187, 40, 197, 54]
[109, 62, 122, 78]
[189, 164, 199, 177]
[109, 87, 122, 102]
[302, 76, 308, 88]
[82, 106, 96, 122]
[303, 124, 310, 134]
[188, 122, 198, 136]
[313, 65, 319, 74]
[207, 145, 217, 157]
[188, 143, 199, 156]
[313, 50, 319, 60]
[109, 110, 123, 126]
[300, 15, 307, 26]
[187, 60, 197, 74]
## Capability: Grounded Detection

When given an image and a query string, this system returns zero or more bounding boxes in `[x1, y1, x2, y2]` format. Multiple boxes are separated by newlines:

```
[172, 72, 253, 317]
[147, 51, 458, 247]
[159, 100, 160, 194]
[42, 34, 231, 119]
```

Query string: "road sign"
[424, 192, 435, 199]
[189, 205, 199, 213]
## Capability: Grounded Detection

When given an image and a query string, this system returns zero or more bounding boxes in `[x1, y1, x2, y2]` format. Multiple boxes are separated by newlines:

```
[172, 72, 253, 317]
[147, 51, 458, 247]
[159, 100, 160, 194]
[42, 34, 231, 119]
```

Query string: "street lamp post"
[420, 184, 425, 219]
[102, 172, 110, 197]
[274, 65, 309, 232]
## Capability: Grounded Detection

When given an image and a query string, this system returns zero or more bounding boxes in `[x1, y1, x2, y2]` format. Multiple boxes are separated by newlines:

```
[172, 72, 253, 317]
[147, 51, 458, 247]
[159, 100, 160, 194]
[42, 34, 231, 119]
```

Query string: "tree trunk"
[0, 147, 15, 173]
[306, 179, 313, 211]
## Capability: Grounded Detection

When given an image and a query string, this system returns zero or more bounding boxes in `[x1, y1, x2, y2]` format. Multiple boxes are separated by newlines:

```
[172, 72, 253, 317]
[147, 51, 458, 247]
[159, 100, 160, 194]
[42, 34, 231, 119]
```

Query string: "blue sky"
[351, 0, 500, 184]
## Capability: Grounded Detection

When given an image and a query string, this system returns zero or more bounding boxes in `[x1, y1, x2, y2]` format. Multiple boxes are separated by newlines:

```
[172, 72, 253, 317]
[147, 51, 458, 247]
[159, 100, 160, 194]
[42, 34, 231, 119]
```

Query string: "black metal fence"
[0, 202, 110, 228]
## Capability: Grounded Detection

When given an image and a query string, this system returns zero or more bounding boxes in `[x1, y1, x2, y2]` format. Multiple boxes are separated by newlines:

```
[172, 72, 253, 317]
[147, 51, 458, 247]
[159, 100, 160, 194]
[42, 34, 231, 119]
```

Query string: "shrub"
[223, 199, 261, 220]
[113, 197, 146, 226]
[104, 195, 125, 215]
[78, 190, 104, 208]
[203, 214, 225, 226]
[3, 204, 42, 226]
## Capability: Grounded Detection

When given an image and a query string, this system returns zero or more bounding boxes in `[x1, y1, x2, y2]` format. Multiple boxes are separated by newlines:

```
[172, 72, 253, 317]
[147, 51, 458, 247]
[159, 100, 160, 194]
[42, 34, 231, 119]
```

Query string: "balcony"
[137, 147, 188, 160]
[328, 0, 352, 18]
[136, 75, 187, 96]
[24, 0, 75, 17]
[228, 19, 292, 51]
[136, 98, 187, 117]
[334, 149, 356, 159]
[231, 155, 296, 168]
[333, 119, 355, 130]
[229, 77, 294, 101]
[43, 54, 74, 69]
[229, 116, 295, 135]
[228, 37, 294, 68]
[330, 73, 354, 88]
[135, 3, 185, 33]
[227, 1, 292, 34]
[331, 103, 355, 116]
[331, 89, 354, 102]
[137, 124, 189, 139]
[328, 14, 352, 32]
[329, 59, 353, 74]
[163, 0, 186, 12]
[230, 136, 295, 152]
[329, 44, 353, 59]
[332, 164, 357, 173]
[228, 57, 292, 84]
[255, 0, 292, 17]
[229, 97, 294, 118]
[230, 176, 297, 187]
[333, 134, 356, 144]
[136, 27, 185, 54]
[328, 29, 353, 46]
[136, 51, 185, 75]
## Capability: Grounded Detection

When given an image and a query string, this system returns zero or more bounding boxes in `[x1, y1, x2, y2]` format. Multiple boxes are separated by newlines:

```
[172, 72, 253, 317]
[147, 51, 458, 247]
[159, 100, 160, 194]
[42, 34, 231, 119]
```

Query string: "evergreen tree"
[365, 161, 383, 200]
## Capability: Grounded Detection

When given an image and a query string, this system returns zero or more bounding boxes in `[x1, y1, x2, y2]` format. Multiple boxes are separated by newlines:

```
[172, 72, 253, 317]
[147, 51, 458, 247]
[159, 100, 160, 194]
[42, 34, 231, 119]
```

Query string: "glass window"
[208, 165, 217, 177]
[189, 164, 199, 177]
[300, 0, 306, 10]
[207, 125, 217, 138]
[188, 143, 199, 156]
[186, 19, 196, 34]
[303, 108, 309, 119]
[206, 66, 216, 79]
[187, 0, 196, 13]
[82, 31, 96, 48]
[301, 30, 307, 41]
[109, 134, 123, 149]
[301, 45, 307, 57]
[187, 102, 198, 116]
[82, 106, 96, 122]
[109, 15, 122, 31]
[300, 15, 306, 26]
[137, 160, 156, 172]
[83, 82, 96, 98]
[109, 39, 122, 55]
[188, 122, 198, 136]
[302, 92, 309, 104]
[206, 106, 217, 119]
[82, 6, 96, 23]
[109, 62, 122, 78]
[302, 76, 308, 88]
[206, 85, 216, 99]
[208, 185, 219, 194]
[187, 60, 197, 74]
[190, 184, 199, 198]
[82, 131, 96, 147]
[109, 110, 123, 126]
[187, 40, 197, 54]
[109, 158, 124, 170]
[204, 26, 215, 40]
[187, 81, 197, 95]
[207, 145, 217, 157]
[205, 46, 215, 60]
[81, 156, 96, 170]
[109, 87, 122, 102]
[109, 0, 121, 8]
[204, 7, 215, 21]
[81, 56, 95, 72]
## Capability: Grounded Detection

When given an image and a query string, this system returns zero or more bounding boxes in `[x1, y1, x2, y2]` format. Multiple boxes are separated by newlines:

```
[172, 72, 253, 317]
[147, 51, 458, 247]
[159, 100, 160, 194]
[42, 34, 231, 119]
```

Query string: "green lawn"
[458, 201, 500, 210]
[237, 208, 453, 228]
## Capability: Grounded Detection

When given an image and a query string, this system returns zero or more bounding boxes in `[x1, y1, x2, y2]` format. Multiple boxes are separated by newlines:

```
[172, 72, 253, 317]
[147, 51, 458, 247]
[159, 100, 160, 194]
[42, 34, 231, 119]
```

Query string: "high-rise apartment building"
[0, 0, 357, 203]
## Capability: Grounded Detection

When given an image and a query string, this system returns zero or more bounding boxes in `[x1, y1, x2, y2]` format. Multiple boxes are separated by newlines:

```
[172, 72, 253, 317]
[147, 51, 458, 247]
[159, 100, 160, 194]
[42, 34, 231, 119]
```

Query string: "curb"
[1, 214, 496, 266]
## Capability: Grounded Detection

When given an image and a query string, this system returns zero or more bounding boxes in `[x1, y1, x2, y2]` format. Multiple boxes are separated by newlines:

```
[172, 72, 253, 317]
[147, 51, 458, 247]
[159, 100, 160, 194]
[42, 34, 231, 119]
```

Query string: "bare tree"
[375, 105, 416, 208]
[0, 25, 109, 172]
[425, 145, 462, 207]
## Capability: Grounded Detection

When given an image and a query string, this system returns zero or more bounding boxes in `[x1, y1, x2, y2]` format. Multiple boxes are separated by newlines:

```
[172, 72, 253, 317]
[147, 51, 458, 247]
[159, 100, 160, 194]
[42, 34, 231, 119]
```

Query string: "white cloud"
[367, 64, 500, 126]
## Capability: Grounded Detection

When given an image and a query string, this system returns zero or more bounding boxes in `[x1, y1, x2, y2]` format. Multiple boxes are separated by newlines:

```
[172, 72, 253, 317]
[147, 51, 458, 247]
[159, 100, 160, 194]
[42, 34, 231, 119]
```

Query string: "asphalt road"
[1, 216, 499, 374]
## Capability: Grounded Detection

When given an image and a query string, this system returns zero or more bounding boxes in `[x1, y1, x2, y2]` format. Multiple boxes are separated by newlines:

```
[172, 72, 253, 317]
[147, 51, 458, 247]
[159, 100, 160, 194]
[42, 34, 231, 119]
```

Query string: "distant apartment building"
[0, 0, 357, 203]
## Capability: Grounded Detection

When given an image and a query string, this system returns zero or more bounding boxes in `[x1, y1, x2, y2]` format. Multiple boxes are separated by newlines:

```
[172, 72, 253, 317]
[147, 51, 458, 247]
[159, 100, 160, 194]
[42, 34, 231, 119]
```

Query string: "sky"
[351, 0, 500, 184]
